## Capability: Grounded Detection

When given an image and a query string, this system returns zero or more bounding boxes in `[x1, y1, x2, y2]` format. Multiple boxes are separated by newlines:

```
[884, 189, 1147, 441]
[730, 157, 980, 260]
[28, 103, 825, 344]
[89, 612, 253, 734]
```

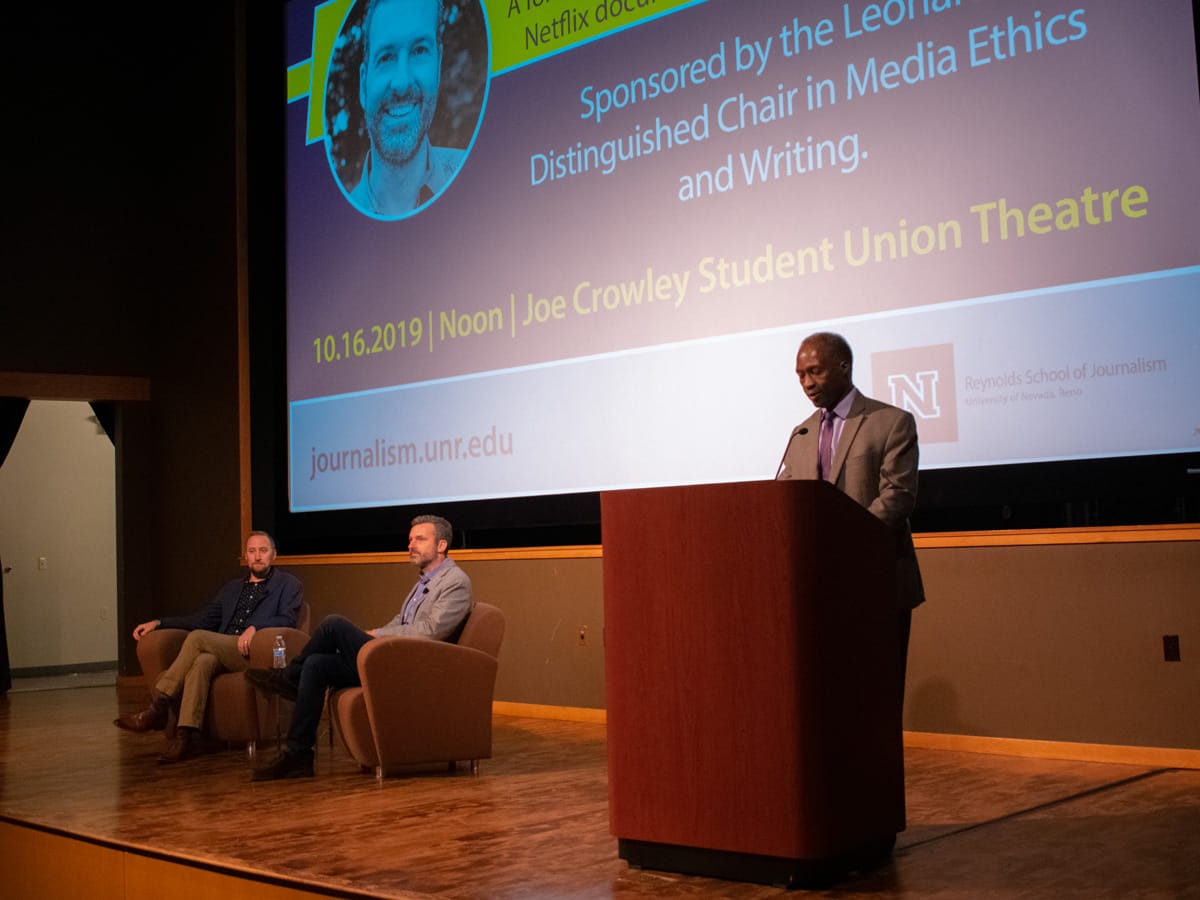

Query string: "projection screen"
[283, 0, 1200, 516]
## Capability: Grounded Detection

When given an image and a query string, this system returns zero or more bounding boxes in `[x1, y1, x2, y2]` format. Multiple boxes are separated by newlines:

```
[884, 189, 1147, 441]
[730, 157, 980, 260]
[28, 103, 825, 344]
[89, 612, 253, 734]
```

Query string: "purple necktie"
[818, 410, 836, 482]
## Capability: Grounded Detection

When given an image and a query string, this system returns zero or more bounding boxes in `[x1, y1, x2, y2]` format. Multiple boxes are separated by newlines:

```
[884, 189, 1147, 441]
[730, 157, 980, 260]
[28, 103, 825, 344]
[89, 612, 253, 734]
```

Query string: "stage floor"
[1, 684, 1198, 898]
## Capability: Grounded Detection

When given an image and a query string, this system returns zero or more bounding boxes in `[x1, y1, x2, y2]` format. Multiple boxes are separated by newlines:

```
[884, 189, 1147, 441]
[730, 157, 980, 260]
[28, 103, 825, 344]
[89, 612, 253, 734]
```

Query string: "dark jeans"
[284, 614, 372, 755]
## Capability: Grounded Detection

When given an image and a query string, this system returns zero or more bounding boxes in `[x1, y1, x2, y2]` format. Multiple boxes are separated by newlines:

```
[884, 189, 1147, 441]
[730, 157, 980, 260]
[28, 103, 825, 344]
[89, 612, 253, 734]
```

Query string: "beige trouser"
[154, 631, 249, 730]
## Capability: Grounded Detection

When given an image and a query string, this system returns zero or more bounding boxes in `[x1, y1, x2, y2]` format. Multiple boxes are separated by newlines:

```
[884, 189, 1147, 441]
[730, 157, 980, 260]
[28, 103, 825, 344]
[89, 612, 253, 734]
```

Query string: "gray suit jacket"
[375, 557, 474, 641]
[778, 391, 926, 609]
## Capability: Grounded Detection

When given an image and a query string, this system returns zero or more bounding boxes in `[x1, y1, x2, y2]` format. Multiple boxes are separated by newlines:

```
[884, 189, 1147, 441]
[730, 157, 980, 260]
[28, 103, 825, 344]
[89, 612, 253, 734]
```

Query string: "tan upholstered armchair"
[330, 601, 505, 779]
[136, 603, 310, 758]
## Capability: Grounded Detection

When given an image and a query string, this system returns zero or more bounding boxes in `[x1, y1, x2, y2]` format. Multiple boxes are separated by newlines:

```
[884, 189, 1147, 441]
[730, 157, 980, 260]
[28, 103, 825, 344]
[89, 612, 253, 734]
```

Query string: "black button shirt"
[224, 571, 273, 635]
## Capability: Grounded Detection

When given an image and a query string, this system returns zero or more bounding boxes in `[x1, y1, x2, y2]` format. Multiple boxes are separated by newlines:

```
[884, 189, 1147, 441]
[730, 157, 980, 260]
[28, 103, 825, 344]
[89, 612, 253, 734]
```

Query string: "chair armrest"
[136, 629, 189, 690]
[248, 627, 309, 669]
[358, 636, 498, 696]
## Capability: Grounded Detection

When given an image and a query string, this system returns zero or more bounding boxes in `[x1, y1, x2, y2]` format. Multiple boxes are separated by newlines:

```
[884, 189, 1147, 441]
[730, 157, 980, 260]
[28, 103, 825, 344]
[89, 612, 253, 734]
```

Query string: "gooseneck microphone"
[773, 427, 808, 479]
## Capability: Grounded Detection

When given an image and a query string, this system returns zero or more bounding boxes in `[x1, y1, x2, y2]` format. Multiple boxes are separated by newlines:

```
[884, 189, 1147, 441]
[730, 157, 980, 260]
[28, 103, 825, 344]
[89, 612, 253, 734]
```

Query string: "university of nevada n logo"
[870, 344, 958, 443]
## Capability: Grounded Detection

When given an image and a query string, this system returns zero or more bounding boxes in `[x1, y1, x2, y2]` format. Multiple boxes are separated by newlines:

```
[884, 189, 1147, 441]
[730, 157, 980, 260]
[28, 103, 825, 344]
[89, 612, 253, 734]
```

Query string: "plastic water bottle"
[272, 634, 287, 669]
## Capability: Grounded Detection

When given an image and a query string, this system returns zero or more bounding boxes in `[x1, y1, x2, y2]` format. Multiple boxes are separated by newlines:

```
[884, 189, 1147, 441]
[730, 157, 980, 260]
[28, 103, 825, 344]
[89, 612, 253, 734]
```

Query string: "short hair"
[362, 0, 446, 63]
[247, 530, 276, 551]
[411, 514, 453, 548]
[804, 331, 853, 371]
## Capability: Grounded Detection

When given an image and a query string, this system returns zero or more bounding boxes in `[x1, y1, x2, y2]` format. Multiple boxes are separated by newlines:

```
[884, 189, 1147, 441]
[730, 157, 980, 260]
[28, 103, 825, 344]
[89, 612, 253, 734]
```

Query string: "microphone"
[774, 426, 808, 479]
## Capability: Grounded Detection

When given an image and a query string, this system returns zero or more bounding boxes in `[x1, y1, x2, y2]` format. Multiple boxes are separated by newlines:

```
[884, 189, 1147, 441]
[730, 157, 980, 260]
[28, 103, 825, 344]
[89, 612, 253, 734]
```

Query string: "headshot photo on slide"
[324, 0, 489, 220]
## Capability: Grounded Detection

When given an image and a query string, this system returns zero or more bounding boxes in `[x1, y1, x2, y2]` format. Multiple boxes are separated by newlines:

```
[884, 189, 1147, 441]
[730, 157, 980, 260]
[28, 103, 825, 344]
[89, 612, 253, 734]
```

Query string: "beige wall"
[909, 540, 1199, 749]
[0, 401, 118, 670]
[284, 537, 1198, 750]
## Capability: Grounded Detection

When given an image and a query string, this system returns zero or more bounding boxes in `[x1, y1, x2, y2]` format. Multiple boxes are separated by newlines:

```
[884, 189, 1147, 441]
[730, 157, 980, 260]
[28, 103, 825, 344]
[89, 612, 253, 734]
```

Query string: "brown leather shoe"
[114, 696, 170, 732]
[157, 728, 200, 764]
[252, 749, 314, 781]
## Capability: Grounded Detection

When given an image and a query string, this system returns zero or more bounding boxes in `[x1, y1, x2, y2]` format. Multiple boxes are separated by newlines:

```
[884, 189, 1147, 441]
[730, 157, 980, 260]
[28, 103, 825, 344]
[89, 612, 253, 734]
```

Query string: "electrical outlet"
[38, 556, 48, 571]
[1162, 634, 1181, 662]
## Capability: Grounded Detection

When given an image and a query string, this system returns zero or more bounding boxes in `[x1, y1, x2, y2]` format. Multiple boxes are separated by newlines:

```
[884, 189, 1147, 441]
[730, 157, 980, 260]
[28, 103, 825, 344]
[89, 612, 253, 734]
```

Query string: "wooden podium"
[601, 480, 905, 887]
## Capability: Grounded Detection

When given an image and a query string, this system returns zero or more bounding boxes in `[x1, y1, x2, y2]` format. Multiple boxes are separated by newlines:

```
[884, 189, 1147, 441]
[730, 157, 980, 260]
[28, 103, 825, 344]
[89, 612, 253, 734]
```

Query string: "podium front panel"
[602, 480, 904, 868]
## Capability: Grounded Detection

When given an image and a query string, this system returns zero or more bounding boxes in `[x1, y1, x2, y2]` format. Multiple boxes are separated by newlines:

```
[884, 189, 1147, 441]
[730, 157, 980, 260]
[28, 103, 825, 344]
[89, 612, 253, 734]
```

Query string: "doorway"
[0, 400, 118, 685]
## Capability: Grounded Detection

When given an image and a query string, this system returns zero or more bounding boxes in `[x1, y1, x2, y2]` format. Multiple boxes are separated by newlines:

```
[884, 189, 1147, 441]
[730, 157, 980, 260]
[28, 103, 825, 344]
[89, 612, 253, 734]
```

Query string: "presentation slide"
[284, 0, 1200, 513]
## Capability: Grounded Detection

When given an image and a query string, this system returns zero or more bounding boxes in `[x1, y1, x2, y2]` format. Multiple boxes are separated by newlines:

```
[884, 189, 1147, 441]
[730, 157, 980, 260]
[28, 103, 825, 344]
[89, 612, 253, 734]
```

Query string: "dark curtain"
[89, 401, 116, 445]
[0, 397, 31, 693]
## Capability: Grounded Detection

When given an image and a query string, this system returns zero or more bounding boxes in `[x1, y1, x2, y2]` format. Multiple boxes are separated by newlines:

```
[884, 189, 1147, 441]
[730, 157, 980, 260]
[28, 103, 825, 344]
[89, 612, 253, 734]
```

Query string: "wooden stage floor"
[2, 683, 1199, 898]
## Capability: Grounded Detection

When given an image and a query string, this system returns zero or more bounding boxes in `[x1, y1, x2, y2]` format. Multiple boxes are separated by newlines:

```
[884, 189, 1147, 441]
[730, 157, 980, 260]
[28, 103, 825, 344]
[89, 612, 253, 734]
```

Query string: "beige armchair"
[330, 601, 505, 779]
[136, 603, 310, 758]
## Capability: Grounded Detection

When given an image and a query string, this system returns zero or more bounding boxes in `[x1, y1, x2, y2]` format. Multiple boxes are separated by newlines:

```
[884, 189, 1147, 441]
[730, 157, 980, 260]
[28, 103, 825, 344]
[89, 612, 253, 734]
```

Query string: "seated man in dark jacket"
[114, 531, 303, 762]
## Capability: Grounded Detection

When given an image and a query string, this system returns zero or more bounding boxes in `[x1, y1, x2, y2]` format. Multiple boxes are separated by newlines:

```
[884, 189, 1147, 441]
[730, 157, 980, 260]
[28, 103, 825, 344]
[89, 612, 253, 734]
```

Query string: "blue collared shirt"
[399, 557, 449, 625]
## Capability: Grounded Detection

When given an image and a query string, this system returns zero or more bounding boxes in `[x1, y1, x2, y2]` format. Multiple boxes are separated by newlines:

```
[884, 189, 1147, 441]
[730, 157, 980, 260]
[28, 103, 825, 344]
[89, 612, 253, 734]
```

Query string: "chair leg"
[272, 696, 284, 753]
[470, 759, 480, 776]
[246, 740, 257, 761]
[375, 765, 383, 784]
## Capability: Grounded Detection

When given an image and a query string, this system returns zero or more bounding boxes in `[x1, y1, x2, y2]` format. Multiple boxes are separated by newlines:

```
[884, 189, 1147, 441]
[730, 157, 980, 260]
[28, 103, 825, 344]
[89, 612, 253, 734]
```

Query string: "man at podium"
[777, 332, 926, 692]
